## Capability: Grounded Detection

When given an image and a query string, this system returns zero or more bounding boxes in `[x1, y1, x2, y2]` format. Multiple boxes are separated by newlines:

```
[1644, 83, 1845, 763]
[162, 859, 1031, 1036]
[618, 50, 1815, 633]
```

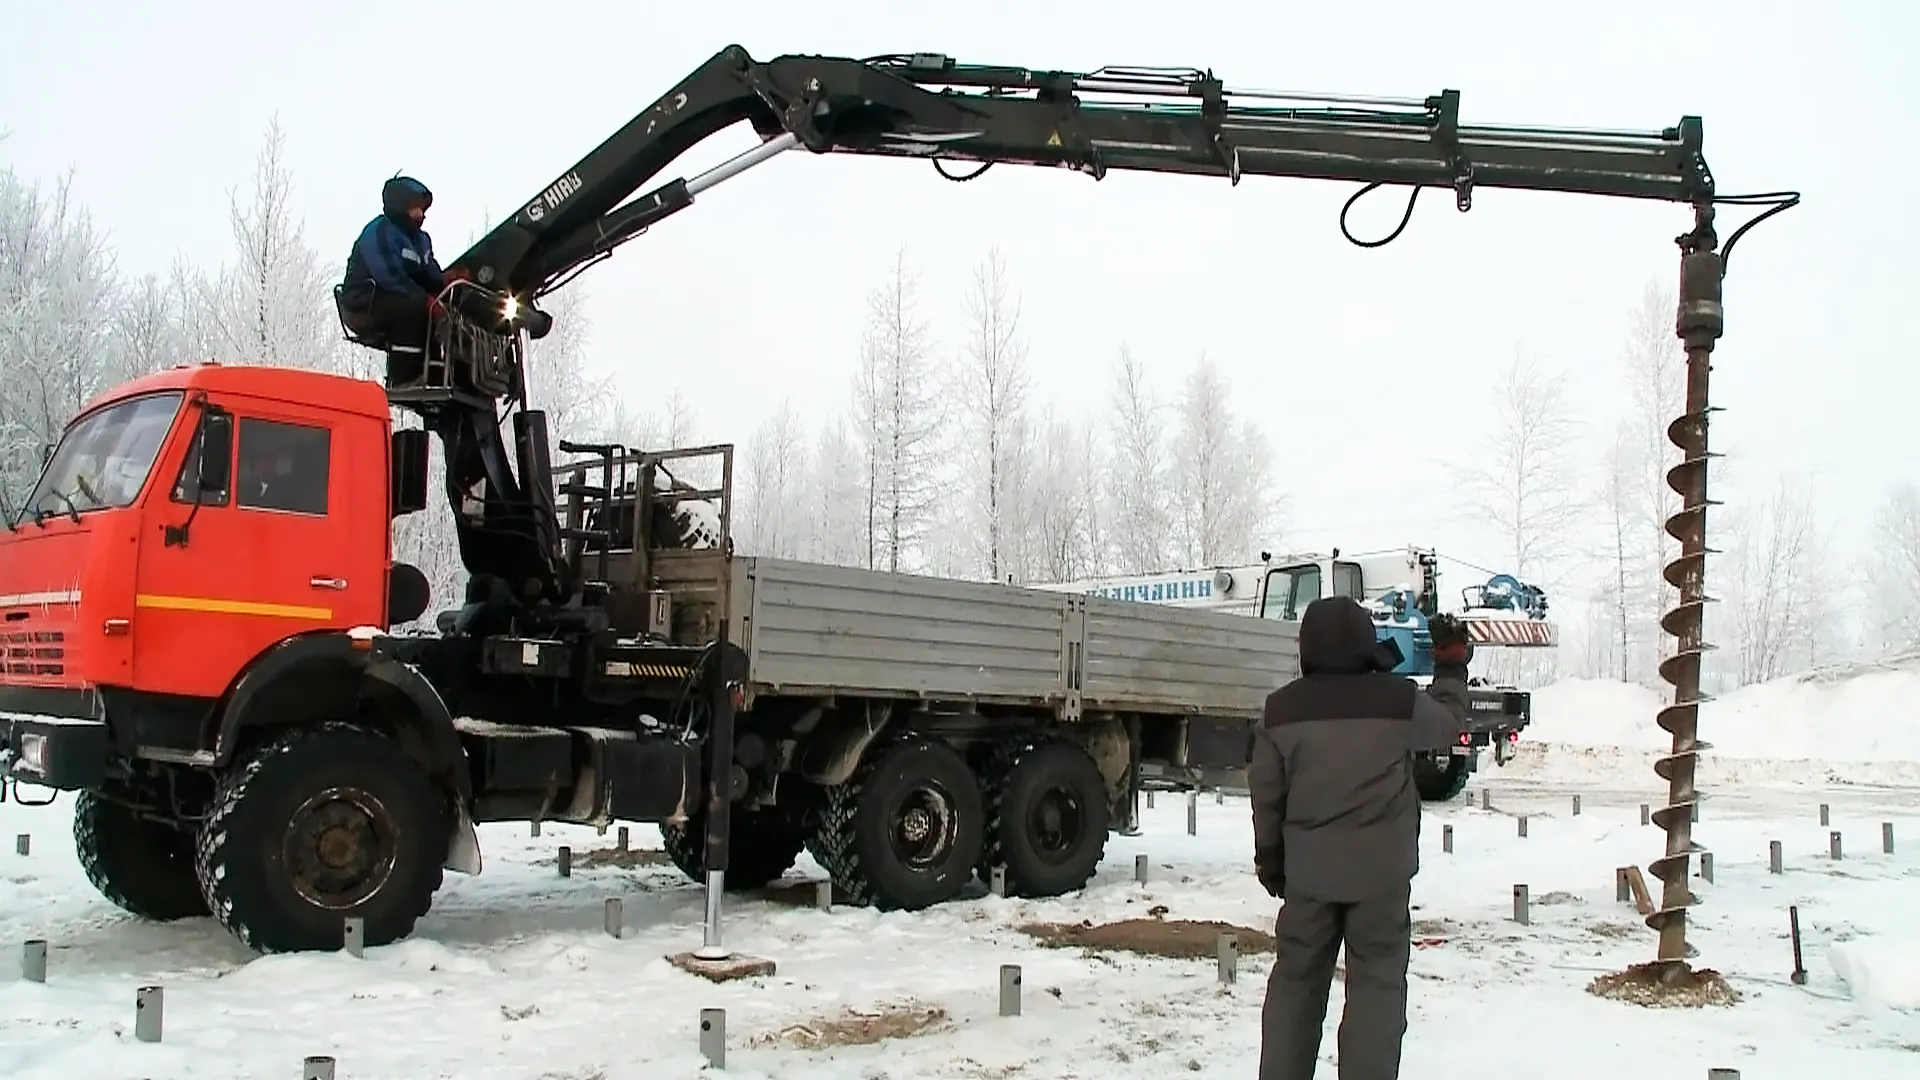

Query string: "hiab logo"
[524, 171, 584, 222]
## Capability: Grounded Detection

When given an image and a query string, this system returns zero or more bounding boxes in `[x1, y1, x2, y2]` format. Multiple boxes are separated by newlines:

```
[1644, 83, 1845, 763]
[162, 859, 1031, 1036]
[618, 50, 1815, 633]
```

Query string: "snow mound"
[1830, 938, 1920, 1010]
[1504, 663, 1920, 787]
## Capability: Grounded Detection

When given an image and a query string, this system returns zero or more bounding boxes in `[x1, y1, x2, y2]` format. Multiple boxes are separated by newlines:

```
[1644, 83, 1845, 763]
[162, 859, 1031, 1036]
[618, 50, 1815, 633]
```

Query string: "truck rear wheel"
[811, 739, 984, 911]
[1414, 755, 1470, 802]
[660, 807, 809, 891]
[194, 723, 449, 953]
[977, 738, 1111, 898]
[73, 790, 209, 922]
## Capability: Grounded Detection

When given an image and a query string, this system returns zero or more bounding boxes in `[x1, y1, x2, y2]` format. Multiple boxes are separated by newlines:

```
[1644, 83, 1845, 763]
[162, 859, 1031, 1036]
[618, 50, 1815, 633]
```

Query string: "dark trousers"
[1259, 885, 1412, 1080]
[339, 290, 434, 385]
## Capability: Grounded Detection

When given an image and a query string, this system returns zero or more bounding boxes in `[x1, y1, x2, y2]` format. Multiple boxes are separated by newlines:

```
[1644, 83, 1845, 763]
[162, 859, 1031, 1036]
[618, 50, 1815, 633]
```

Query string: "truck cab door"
[1259, 562, 1323, 621]
[133, 399, 374, 699]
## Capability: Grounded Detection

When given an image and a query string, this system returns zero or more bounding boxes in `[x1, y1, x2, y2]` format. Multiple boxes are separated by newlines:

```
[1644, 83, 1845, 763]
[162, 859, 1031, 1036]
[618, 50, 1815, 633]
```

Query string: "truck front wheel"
[73, 790, 209, 922]
[812, 739, 984, 911]
[977, 738, 1111, 898]
[194, 723, 449, 953]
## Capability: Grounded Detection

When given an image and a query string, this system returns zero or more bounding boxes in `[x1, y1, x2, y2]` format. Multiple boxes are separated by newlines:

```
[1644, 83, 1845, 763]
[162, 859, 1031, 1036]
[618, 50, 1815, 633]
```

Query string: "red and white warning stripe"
[1461, 616, 1559, 647]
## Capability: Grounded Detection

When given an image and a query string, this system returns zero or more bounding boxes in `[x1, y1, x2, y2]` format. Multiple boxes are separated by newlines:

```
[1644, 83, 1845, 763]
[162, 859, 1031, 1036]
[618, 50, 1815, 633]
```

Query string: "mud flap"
[444, 798, 482, 875]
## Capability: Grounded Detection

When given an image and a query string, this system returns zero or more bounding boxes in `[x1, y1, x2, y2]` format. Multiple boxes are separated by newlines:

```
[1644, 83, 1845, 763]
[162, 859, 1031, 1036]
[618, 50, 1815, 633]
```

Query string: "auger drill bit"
[1646, 202, 1726, 972]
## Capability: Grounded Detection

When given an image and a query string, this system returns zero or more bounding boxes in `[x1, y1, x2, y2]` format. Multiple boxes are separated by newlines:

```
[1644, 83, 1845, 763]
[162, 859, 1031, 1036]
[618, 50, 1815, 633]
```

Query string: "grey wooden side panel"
[1079, 596, 1300, 718]
[737, 557, 1068, 701]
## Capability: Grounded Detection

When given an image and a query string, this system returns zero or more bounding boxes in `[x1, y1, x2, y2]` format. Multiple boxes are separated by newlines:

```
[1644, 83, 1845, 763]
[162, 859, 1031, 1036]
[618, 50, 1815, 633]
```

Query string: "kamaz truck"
[1034, 548, 1557, 800]
[0, 44, 1729, 952]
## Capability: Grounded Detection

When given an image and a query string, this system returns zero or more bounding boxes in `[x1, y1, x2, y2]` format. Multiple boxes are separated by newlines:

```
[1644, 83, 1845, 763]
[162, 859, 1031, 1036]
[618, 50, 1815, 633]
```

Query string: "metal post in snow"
[1134, 854, 1149, 883]
[21, 939, 46, 983]
[1442, 824, 1453, 854]
[303, 1057, 337, 1080]
[604, 898, 623, 938]
[134, 985, 163, 1043]
[1512, 885, 1530, 926]
[342, 917, 364, 958]
[1216, 933, 1238, 985]
[999, 964, 1022, 1016]
[699, 1008, 726, 1068]
[1769, 840, 1783, 874]
[1186, 791, 1198, 836]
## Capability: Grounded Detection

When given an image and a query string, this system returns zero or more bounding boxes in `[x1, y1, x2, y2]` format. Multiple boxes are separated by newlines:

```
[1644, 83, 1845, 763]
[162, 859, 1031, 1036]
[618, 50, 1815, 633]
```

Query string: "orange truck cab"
[0, 358, 710, 955]
[0, 362, 397, 777]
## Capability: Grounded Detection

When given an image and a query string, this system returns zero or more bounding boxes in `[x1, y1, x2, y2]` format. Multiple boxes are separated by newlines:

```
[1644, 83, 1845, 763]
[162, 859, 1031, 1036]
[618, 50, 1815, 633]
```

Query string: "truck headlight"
[17, 732, 48, 775]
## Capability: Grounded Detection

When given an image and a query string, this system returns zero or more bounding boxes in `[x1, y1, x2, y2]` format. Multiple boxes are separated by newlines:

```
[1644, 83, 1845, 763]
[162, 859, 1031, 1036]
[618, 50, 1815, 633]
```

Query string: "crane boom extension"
[453, 45, 1714, 300]
[397, 45, 1782, 626]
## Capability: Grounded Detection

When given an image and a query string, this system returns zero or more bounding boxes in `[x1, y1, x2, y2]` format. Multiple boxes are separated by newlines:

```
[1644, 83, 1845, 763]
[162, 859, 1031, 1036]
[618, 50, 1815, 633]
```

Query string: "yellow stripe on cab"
[135, 594, 333, 621]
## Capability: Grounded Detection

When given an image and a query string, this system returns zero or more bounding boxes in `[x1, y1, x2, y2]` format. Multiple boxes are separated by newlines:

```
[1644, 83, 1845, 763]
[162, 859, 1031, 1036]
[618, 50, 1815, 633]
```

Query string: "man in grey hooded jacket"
[1249, 595, 1463, 1080]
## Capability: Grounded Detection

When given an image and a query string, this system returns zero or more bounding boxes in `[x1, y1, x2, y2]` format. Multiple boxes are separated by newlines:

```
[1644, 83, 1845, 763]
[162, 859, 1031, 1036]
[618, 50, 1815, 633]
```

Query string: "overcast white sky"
[3, 0, 1911, 579]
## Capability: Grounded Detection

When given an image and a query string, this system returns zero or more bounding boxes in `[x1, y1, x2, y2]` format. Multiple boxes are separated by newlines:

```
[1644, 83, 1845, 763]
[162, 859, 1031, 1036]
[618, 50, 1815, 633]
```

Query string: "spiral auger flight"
[1643, 191, 1798, 975]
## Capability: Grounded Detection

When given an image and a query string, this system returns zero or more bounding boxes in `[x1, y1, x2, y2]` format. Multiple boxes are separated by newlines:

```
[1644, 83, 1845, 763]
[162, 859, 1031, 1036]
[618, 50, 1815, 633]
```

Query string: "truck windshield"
[18, 392, 184, 525]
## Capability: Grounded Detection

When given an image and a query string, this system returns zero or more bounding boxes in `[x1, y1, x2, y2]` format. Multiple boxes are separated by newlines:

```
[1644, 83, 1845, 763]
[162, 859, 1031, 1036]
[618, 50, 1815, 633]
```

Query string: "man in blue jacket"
[336, 176, 449, 384]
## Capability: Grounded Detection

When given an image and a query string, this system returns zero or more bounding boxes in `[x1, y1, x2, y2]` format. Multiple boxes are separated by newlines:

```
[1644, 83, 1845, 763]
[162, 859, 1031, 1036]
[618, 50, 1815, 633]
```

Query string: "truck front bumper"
[0, 713, 110, 791]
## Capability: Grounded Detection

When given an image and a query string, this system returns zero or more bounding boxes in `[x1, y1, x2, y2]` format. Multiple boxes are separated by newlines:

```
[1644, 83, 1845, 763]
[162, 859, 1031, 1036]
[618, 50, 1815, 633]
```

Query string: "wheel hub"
[1026, 785, 1084, 865]
[889, 784, 957, 869]
[282, 787, 398, 911]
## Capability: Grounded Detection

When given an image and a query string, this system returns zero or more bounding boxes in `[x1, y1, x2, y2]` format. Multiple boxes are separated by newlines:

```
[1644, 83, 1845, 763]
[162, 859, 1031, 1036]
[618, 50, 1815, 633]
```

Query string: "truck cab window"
[1332, 561, 1364, 599]
[235, 418, 331, 516]
[1262, 564, 1322, 621]
[24, 391, 183, 520]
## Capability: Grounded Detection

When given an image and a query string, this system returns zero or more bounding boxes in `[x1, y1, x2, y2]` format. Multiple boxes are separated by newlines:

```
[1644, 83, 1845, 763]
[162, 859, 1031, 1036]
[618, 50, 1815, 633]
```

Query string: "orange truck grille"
[2, 629, 67, 678]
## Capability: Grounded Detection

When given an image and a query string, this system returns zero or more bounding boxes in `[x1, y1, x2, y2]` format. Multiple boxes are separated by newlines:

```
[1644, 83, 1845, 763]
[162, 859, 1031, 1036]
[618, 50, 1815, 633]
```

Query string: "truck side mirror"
[194, 408, 234, 497]
[391, 428, 430, 516]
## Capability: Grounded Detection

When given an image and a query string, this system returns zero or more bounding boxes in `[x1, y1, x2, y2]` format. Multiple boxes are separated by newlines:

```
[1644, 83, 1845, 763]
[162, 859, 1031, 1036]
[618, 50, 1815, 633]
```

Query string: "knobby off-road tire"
[811, 739, 984, 911]
[976, 737, 1111, 898]
[661, 807, 810, 891]
[194, 723, 449, 953]
[1413, 754, 1470, 802]
[73, 790, 209, 921]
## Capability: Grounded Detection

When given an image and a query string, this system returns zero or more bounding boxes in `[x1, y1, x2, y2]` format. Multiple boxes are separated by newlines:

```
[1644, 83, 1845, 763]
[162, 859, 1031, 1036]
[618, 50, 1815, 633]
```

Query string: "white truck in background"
[1032, 546, 1558, 801]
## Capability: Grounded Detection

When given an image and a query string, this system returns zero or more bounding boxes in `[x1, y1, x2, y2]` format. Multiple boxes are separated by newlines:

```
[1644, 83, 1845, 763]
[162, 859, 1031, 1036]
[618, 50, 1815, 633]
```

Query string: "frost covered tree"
[194, 117, 349, 376]
[1865, 482, 1920, 655]
[1104, 346, 1171, 573]
[809, 417, 868, 567]
[521, 288, 607, 436]
[1581, 422, 1657, 680]
[1025, 408, 1100, 581]
[1170, 356, 1275, 566]
[1458, 350, 1582, 581]
[851, 249, 943, 572]
[1718, 475, 1824, 686]
[956, 245, 1036, 580]
[738, 397, 811, 558]
[0, 165, 122, 502]
[954, 247, 1034, 582]
[111, 273, 193, 383]
[1619, 280, 1684, 679]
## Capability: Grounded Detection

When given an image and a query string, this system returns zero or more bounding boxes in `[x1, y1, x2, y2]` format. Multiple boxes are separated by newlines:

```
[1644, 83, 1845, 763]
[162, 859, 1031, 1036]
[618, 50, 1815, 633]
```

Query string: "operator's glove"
[1256, 852, 1285, 899]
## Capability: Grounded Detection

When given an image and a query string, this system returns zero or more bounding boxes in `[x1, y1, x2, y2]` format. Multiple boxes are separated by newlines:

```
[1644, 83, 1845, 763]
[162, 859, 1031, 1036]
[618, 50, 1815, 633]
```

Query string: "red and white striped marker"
[1461, 617, 1559, 647]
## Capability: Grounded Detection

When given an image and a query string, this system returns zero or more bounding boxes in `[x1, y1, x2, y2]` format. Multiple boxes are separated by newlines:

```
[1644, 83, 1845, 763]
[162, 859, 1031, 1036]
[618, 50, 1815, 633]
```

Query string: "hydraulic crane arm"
[412, 44, 1793, 625]
[453, 45, 1719, 302]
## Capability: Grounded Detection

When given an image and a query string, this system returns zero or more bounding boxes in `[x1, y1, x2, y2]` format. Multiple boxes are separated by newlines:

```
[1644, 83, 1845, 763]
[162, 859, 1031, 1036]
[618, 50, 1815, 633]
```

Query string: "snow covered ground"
[3, 667, 1919, 1079]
